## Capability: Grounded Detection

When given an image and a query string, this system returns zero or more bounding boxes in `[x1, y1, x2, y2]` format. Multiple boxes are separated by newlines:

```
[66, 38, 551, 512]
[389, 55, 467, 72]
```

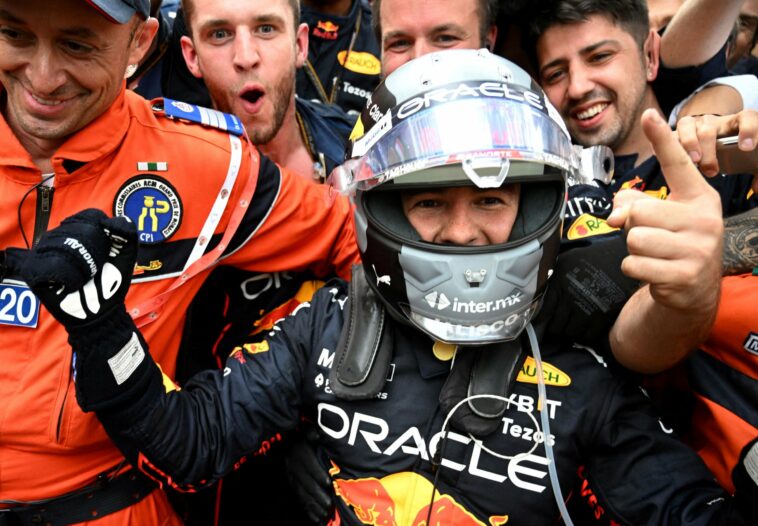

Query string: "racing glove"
[285, 427, 334, 524]
[18, 209, 160, 412]
[540, 234, 641, 344]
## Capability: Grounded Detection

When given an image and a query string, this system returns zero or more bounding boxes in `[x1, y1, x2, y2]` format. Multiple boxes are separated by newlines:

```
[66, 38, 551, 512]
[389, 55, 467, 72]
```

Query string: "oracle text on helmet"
[396, 82, 544, 121]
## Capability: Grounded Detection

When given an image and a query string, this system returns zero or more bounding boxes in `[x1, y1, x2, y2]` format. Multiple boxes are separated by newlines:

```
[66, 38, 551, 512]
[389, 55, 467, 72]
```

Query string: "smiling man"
[0, 0, 359, 524]
[535, 5, 659, 158]
[530, 0, 757, 372]
[0, 1, 156, 171]
[531, 0, 757, 251]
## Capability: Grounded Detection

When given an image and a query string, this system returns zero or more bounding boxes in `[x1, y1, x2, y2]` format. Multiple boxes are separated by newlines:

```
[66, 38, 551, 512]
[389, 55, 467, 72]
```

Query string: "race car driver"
[15, 50, 758, 525]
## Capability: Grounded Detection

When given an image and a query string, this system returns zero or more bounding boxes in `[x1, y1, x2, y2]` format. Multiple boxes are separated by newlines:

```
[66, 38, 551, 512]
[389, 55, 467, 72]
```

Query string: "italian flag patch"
[137, 162, 168, 172]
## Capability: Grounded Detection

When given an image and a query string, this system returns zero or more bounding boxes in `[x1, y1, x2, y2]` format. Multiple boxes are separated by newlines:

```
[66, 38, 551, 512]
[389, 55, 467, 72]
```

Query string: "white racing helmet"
[329, 49, 606, 345]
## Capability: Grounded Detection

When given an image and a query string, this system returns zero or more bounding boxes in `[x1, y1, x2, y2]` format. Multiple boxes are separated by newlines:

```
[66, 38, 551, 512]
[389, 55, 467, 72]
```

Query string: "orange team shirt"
[686, 273, 758, 492]
[0, 87, 359, 516]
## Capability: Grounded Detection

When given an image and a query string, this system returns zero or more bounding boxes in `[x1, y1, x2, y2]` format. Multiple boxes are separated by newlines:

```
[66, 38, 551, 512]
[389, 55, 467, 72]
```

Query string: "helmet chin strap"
[329, 264, 394, 401]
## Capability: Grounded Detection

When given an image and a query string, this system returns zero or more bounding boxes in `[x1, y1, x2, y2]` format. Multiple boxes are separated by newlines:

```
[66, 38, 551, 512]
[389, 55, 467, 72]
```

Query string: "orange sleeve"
[226, 163, 360, 280]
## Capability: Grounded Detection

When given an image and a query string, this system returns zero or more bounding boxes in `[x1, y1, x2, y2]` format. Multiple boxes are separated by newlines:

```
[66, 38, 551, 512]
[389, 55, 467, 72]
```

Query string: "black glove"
[285, 427, 333, 524]
[540, 235, 640, 344]
[19, 209, 156, 412]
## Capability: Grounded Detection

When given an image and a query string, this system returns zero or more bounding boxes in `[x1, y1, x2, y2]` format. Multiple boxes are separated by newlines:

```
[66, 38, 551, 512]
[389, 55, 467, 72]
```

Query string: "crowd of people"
[0, 0, 756, 525]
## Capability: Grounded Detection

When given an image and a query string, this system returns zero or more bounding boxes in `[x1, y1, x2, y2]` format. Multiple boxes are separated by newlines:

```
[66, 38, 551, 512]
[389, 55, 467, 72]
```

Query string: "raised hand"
[606, 109, 723, 372]
[607, 109, 723, 312]
[17, 209, 149, 411]
[18, 209, 138, 328]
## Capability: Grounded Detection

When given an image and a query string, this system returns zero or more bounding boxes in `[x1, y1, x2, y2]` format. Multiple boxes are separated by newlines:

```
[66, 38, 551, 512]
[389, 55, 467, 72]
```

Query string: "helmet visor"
[330, 96, 575, 194]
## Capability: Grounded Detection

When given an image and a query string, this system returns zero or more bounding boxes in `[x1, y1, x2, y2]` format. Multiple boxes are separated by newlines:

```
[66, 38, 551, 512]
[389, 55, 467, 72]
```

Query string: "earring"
[124, 64, 138, 79]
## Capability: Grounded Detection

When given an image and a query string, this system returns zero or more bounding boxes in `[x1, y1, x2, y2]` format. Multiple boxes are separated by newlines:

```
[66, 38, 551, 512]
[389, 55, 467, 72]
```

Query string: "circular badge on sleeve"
[113, 176, 182, 244]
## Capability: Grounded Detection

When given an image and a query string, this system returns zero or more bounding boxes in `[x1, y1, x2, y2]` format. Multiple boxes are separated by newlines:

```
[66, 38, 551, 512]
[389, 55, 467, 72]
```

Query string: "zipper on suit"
[32, 185, 54, 247]
[56, 365, 73, 443]
[31, 182, 68, 442]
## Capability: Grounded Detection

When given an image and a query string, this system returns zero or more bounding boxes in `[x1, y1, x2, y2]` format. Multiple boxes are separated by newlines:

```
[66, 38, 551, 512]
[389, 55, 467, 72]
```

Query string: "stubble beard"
[567, 82, 648, 153]
[247, 65, 296, 146]
[204, 63, 297, 147]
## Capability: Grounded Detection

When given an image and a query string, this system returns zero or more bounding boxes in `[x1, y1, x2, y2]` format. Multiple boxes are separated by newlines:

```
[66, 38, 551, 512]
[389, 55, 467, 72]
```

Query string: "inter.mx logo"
[424, 290, 523, 313]
[744, 333, 758, 356]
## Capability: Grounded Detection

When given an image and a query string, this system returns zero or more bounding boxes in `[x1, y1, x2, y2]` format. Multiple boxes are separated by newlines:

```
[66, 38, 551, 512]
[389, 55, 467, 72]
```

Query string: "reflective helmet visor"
[330, 93, 575, 194]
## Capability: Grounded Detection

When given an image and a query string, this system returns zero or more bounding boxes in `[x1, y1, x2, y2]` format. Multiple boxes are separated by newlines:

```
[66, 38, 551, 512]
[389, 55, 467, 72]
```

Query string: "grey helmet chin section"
[342, 48, 572, 346]
[356, 170, 564, 346]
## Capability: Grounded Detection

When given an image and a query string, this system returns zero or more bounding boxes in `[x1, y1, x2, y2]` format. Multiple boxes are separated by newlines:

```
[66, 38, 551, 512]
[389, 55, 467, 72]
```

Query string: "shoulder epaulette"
[161, 98, 244, 136]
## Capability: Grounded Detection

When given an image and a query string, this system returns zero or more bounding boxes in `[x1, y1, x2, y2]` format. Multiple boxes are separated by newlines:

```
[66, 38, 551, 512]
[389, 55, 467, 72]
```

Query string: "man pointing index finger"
[607, 108, 723, 372]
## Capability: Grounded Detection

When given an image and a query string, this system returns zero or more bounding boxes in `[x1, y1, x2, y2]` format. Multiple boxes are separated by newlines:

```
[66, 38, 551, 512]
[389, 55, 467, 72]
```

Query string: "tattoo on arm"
[723, 207, 758, 275]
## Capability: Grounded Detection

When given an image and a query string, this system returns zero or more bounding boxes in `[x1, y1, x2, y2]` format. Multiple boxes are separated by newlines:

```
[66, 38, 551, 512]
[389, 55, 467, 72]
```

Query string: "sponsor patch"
[351, 109, 392, 157]
[107, 331, 145, 385]
[133, 260, 163, 276]
[0, 283, 40, 328]
[394, 80, 546, 121]
[423, 290, 522, 313]
[338, 50, 381, 75]
[243, 341, 270, 355]
[114, 176, 182, 244]
[313, 20, 339, 40]
[517, 356, 571, 387]
[567, 213, 619, 240]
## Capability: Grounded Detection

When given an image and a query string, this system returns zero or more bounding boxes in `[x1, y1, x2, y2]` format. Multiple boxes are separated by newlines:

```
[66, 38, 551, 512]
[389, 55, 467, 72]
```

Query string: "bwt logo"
[744, 333, 758, 355]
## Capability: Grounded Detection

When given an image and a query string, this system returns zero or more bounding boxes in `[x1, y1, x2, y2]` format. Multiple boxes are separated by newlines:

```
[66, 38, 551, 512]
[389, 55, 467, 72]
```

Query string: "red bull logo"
[314, 20, 340, 40]
[250, 280, 322, 335]
[619, 176, 645, 191]
[618, 176, 668, 200]
[331, 464, 509, 525]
